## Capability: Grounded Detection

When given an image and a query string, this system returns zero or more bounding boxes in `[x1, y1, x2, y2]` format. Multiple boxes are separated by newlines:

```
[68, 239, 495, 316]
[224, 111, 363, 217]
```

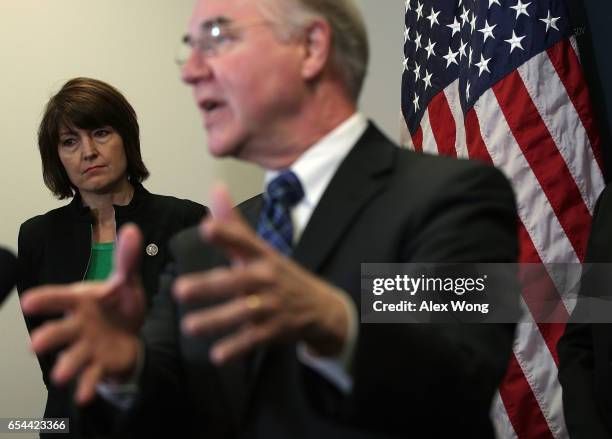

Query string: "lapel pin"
[146, 243, 159, 256]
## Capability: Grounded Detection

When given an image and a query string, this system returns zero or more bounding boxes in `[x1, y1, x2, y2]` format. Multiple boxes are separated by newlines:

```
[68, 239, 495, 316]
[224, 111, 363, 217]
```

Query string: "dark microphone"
[0, 248, 18, 305]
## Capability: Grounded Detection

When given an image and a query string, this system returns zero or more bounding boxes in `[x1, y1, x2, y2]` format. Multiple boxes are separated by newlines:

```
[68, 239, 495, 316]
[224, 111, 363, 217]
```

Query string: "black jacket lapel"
[293, 123, 396, 272]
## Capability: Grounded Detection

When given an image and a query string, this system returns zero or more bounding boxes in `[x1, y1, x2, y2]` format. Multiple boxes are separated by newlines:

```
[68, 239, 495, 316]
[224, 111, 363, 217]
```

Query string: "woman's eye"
[60, 138, 76, 147]
[93, 129, 110, 137]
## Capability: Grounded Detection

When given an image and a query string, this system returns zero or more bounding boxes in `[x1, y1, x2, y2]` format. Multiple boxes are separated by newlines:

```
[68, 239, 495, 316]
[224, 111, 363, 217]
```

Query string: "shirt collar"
[264, 113, 368, 208]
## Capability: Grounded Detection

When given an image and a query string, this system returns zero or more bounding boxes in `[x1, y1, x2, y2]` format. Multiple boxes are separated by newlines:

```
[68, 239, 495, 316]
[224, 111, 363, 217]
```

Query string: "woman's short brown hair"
[38, 77, 149, 199]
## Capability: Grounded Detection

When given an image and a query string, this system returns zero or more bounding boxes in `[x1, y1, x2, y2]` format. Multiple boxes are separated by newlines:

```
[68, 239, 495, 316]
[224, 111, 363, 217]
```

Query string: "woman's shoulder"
[18, 204, 76, 253]
[20, 204, 73, 234]
[144, 191, 208, 228]
[146, 192, 207, 214]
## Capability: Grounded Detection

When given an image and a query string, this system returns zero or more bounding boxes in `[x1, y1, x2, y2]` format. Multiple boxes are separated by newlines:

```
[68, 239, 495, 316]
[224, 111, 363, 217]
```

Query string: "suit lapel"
[293, 124, 396, 272]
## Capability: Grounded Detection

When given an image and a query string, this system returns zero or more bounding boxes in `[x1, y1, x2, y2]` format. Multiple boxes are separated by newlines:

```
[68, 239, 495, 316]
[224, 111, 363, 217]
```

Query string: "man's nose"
[181, 49, 213, 84]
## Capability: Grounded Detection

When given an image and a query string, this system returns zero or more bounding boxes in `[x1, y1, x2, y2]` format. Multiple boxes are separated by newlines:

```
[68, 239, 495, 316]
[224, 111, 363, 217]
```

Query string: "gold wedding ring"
[245, 294, 262, 311]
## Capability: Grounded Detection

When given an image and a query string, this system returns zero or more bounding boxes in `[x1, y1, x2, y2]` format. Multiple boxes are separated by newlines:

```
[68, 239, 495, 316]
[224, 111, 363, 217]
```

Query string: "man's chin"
[206, 137, 242, 159]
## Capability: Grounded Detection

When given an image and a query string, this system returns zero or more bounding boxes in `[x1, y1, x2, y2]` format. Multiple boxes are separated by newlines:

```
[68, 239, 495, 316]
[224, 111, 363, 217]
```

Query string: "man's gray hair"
[256, 0, 369, 101]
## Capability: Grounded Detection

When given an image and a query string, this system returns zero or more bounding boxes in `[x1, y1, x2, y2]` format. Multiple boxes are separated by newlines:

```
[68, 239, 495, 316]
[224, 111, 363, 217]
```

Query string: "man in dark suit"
[558, 184, 612, 439]
[21, 0, 518, 437]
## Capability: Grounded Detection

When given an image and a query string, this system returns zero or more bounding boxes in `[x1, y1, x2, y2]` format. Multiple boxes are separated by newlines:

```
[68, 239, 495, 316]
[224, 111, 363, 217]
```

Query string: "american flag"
[401, 0, 606, 438]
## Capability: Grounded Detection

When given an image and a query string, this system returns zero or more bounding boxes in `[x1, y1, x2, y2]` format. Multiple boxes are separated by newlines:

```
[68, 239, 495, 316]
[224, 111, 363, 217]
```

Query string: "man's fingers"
[21, 283, 106, 315]
[30, 316, 81, 354]
[181, 293, 271, 337]
[210, 184, 235, 222]
[111, 223, 143, 286]
[203, 219, 269, 261]
[75, 364, 103, 406]
[52, 341, 92, 386]
[210, 321, 279, 365]
[173, 263, 272, 303]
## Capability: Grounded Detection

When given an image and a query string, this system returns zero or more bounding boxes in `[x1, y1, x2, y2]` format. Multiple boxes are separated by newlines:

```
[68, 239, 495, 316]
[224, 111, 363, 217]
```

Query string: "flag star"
[489, 0, 501, 7]
[478, 19, 497, 43]
[468, 47, 473, 65]
[458, 39, 468, 60]
[413, 93, 420, 111]
[413, 62, 421, 81]
[470, 13, 477, 33]
[427, 7, 441, 27]
[510, 0, 531, 19]
[505, 30, 526, 53]
[423, 69, 433, 90]
[404, 27, 410, 43]
[403, 58, 409, 71]
[415, 1, 424, 20]
[447, 17, 461, 36]
[424, 39, 436, 59]
[475, 54, 492, 76]
[443, 47, 459, 68]
[458, 0, 462, 6]
[461, 7, 470, 27]
[405, 0, 411, 12]
[414, 32, 422, 50]
[540, 10, 561, 32]
[466, 81, 471, 100]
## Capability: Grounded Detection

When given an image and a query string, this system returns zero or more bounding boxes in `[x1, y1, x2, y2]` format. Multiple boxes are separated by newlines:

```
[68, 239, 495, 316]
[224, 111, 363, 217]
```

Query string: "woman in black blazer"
[17, 77, 207, 437]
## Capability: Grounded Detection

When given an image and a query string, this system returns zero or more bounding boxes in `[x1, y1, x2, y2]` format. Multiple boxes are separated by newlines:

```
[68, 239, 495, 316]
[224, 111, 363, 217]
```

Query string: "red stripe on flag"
[492, 72, 591, 261]
[499, 353, 556, 439]
[538, 323, 566, 367]
[547, 40, 605, 175]
[412, 126, 423, 152]
[427, 92, 457, 157]
[464, 108, 493, 164]
[517, 222, 568, 365]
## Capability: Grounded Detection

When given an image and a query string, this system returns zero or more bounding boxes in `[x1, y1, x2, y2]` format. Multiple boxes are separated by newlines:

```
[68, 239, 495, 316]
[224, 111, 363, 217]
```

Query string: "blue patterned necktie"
[256, 170, 304, 255]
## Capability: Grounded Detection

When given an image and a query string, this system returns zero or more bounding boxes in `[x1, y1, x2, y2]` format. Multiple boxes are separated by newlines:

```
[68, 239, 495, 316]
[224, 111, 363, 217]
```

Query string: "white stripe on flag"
[420, 108, 439, 155]
[513, 324, 568, 438]
[443, 80, 469, 158]
[400, 111, 415, 150]
[491, 391, 519, 439]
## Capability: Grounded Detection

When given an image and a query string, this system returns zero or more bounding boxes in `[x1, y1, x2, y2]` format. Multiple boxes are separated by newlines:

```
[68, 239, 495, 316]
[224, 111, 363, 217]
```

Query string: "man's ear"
[301, 19, 333, 80]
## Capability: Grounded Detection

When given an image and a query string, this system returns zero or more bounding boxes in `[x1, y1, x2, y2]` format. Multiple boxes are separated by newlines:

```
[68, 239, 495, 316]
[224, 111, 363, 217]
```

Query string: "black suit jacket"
[558, 184, 612, 439]
[131, 124, 518, 438]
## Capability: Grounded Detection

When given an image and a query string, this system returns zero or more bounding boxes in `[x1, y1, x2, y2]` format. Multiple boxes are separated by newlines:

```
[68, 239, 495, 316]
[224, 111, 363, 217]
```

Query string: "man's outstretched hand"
[173, 186, 351, 366]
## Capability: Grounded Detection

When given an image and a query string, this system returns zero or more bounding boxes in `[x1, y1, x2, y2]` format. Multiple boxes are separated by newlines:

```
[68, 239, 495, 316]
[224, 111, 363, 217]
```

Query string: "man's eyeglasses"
[176, 19, 271, 65]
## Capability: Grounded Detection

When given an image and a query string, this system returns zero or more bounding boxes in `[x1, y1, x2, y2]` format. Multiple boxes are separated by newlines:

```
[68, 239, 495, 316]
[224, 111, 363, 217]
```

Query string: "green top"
[85, 242, 115, 281]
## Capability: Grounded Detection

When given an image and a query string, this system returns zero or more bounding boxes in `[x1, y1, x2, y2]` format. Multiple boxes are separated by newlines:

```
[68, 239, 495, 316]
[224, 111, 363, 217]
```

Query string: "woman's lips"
[83, 165, 105, 174]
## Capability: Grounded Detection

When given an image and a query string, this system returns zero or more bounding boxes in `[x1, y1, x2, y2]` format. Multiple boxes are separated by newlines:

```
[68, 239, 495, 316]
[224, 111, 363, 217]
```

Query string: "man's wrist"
[305, 287, 350, 357]
[107, 335, 142, 384]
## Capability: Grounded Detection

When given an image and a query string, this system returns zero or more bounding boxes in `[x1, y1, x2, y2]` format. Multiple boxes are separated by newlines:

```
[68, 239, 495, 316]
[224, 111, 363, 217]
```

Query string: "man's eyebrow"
[201, 16, 232, 30]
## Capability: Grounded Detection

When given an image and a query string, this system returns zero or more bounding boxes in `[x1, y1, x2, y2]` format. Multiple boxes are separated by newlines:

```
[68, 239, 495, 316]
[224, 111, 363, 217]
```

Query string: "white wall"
[0, 0, 403, 434]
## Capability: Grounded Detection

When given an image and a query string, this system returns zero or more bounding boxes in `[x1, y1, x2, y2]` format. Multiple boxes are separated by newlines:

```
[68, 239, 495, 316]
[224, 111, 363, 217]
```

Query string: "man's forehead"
[191, 0, 261, 27]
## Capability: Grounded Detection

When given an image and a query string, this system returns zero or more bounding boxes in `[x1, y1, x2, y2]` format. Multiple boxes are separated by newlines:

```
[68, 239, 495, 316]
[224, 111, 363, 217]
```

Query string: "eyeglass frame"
[176, 18, 274, 65]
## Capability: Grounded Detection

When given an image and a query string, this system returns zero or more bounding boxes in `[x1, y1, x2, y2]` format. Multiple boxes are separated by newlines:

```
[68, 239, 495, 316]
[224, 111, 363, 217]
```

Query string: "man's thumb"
[113, 223, 143, 284]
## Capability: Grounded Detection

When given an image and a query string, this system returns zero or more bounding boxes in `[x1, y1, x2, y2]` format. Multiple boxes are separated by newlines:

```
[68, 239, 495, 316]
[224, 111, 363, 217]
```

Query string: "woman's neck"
[80, 178, 135, 243]
[80, 178, 134, 211]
